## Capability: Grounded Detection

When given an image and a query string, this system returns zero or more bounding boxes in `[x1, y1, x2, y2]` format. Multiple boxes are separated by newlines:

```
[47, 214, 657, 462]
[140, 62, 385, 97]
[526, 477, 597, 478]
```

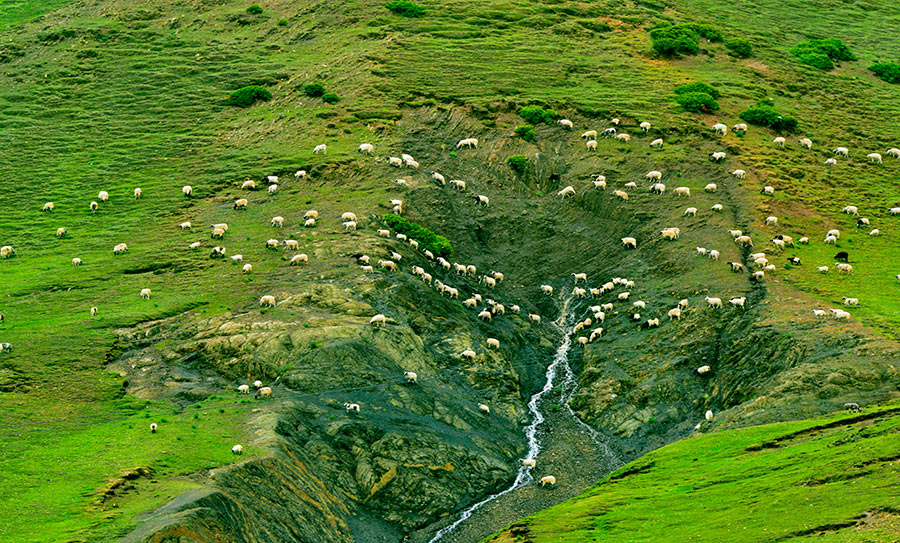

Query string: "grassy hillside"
[485, 402, 900, 542]
[1, 0, 900, 541]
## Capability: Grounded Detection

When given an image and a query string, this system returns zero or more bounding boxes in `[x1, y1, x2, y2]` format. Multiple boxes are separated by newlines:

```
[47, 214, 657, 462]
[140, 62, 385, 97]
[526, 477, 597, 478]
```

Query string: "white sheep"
[42, 202, 54, 212]
[812, 309, 827, 318]
[817, 266, 829, 273]
[586, 139, 598, 151]
[238, 384, 250, 394]
[867, 153, 883, 164]
[705, 410, 714, 421]
[869, 228, 880, 236]
[729, 296, 746, 308]
[358, 143, 375, 155]
[581, 130, 597, 140]
[487, 338, 500, 349]
[449, 179, 466, 191]
[708, 250, 719, 260]
[539, 475, 556, 487]
[836, 263, 853, 274]
[189, 241, 201, 250]
[457, 138, 478, 149]
[842, 205, 859, 215]
[765, 216, 778, 226]
[710, 151, 726, 162]
[233, 198, 248, 210]
[304, 218, 316, 228]
[90, 306, 98, 316]
[290, 254, 309, 266]
[230, 254, 243, 264]
[614, 133, 631, 143]
[558, 119, 573, 129]
[140, 288, 152, 300]
[1, 246, 16, 259]
[640, 121, 652, 132]
[520, 458, 537, 468]
[72, 257, 82, 266]
[705, 297, 723, 308]
[712, 123, 727, 135]
[295, 170, 307, 178]
[842, 296, 859, 306]
[241, 180, 256, 190]
[833, 147, 849, 157]
[798, 138, 813, 149]
[711, 203, 723, 212]
[529, 313, 541, 323]
[241, 264, 252, 273]
[625, 181, 637, 189]
[431, 171, 446, 185]
[541, 285, 554, 296]
[824, 158, 838, 166]
[260, 295, 276, 307]
[668, 308, 681, 320]
[651, 183, 666, 195]
[113, 243, 128, 254]
[732, 123, 747, 132]
[89, 201, 99, 213]
[56, 227, 67, 238]
[475, 195, 490, 206]
[179, 221, 192, 230]
[773, 137, 786, 147]
[461, 349, 477, 360]
[704, 183, 717, 193]
[182, 185, 192, 197]
[621, 237, 637, 249]
[232, 444, 243, 454]
[134, 188, 142, 199]
[98, 190, 109, 202]
[827, 229, 840, 239]
[613, 190, 629, 201]
[650, 138, 664, 148]
[673, 187, 690, 197]
[730, 169, 746, 179]
[478, 403, 490, 414]
[313, 143, 327, 154]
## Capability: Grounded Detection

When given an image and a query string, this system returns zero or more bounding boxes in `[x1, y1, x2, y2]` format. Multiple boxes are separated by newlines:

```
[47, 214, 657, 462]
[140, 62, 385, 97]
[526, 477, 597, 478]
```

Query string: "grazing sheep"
[237, 384, 250, 394]
[762, 186, 775, 195]
[558, 119, 573, 129]
[313, 144, 327, 154]
[72, 257, 82, 266]
[182, 185, 192, 197]
[709, 151, 726, 162]
[704, 183, 717, 193]
[705, 410, 714, 421]
[640, 121, 652, 132]
[232, 445, 243, 454]
[539, 475, 556, 487]
[233, 198, 248, 210]
[478, 403, 490, 414]
[697, 365, 711, 375]
[601, 128, 616, 137]
[475, 194, 490, 206]
[812, 309, 827, 318]
[581, 130, 597, 140]
[294, 169, 307, 178]
[90, 200, 101, 214]
[787, 257, 801, 265]
[832, 309, 851, 320]
[712, 123, 727, 135]
[834, 251, 849, 262]
[344, 402, 361, 413]
[816, 266, 829, 273]
[241, 180, 256, 190]
[844, 402, 861, 412]
[869, 228, 880, 236]
[842, 296, 859, 306]
[824, 158, 838, 167]
[673, 186, 691, 197]
[268, 184, 278, 194]
[729, 230, 743, 238]
[150, 423, 158, 433]
[729, 296, 746, 309]
[256, 386, 272, 398]
[705, 297, 723, 308]
[679, 299, 689, 309]
[140, 288, 152, 300]
[618, 291, 630, 301]
[661, 227, 680, 240]
[478, 310, 493, 322]
[113, 243, 127, 254]
[733, 123, 748, 132]
[614, 133, 631, 143]
[696, 247, 708, 255]
[358, 143, 375, 155]
[708, 250, 720, 261]
[650, 138, 664, 148]
[90, 306, 98, 316]
[529, 313, 541, 323]
[621, 237, 637, 249]
[651, 183, 666, 195]
[833, 147, 849, 157]
[645, 318, 660, 328]
[304, 218, 316, 228]
[210, 246, 226, 259]
[134, 188, 142, 199]
[370, 314, 387, 327]
[765, 216, 778, 226]
[290, 254, 309, 266]
[842, 205, 859, 215]
[867, 153, 883, 164]
[668, 307, 681, 320]
[771, 238, 786, 250]
[259, 295, 276, 308]
[379, 260, 398, 272]
[266, 175, 278, 184]
[836, 263, 853, 274]
[824, 235, 837, 244]
[735, 235, 753, 247]
[431, 171, 446, 185]
[711, 203, 724, 212]
[625, 181, 637, 189]
[461, 349, 477, 360]
[798, 138, 813, 149]
[773, 137, 786, 147]
[613, 190, 629, 201]
[56, 227, 67, 238]
[857, 217, 870, 227]
[828, 229, 841, 239]
[229, 255, 243, 265]
[487, 338, 500, 349]
[730, 169, 746, 179]
[98, 190, 109, 202]
[520, 458, 537, 468]
[752, 270, 766, 281]
[457, 138, 478, 149]
[179, 221, 192, 230]
[586, 139, 598, 151]
[610, 118, 620, 125]
[729, 261, 745, 273]
[541, 285, 554, 296]
[42, 202, 54, 212]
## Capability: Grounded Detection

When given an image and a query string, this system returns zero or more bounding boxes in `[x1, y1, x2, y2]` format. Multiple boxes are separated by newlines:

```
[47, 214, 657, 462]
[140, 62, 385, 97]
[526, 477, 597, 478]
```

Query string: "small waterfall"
[430, 296, 620, 541]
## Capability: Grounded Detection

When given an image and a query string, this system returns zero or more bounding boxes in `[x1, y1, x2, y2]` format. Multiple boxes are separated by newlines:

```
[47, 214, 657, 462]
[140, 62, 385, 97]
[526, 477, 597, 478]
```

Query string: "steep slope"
[1, 0, 900, 542]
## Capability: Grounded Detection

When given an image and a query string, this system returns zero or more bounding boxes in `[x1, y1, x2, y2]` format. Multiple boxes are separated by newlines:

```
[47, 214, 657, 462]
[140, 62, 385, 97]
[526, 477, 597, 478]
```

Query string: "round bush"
[675, 92, 719, 113]
[650, 24, 699, 57]
[322, 92, 340, 104]
[228, 86, 272, 107]
[725, 38, 752, 58]
[514, 124, 536, 142]
[870, 62, 900, 84]
[507, 154, 528, 174]
[246, 5, 263, 14]
[518, 105, 559, 125]
[303, 83, 326, 97]
[674, 82, 720, 100]
[739, 106, 798, 132]
[385, 1, 425, 17]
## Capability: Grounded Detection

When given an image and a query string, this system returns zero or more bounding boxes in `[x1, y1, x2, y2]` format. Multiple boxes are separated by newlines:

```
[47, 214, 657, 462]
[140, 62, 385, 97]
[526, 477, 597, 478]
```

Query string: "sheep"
[449, 179, 466, 191]
[729, 296, 746, 309]
[267, 183, 278, 194]
[90, 306, 98, 316]
[344, 402, 361, 413]
[581, 130, 597, 140]
[182, 185, 192, 197]
[668, 307, 681, 320]
[610, 118, 620, 125]
[834, 250, 849, 262]
[97, 190, 109, 202]
[134, 188, 142, 199]
[423, 249, 434, 260]
[210, 246, 226, 259]
[773, 137, 786, 147]
[601, 128, 616, 138]
[266, 175, 278, 184]
[42, 202, 54, 212]
[867, 153, 883, 164]
[280, 239, 298, 251]
[478, 310, 493, 321]
[254, 386, 273, 399]
[404, 158, 420, 169]
[553, 185, 578, 201]
[573, 287, 588, 298]
[673, 186, 691, 197]
[466, 264, 477, 276]
[431, 171, 446, 185]
[729, 230, 743, 238]
[842, 205, 859, 216]
[711, 203, 724, 212]
[708, 250, 720, 261]
[510, 305, 520, 313]
[230, 254, 243, 264]
[754, 257, 769, 268]
[313, 144, 327, 154]
[684, 207, 698, 217]
[71, 257, 83, 267]
[771, 238, 786, 250]
[844, 402, 861, 412]
[56, 227, 67, 238]
[704, 183, 717, 193]
[478, 403, 490, 414]
[263, 239, 279, 250]
[621, 237, 637, 249]
[0, 342, 11, 352]
[614, 133, 631, 143]
[869, 228, 880, 236]
[379, 260, 398, 272]
[358, 143, 375, 155]
[603, 302, 615, 311]
[624, 181, 637, 189]
[475, 195, 490, 206]
[343, 221, 358, 232]
[457, 138, 478, 149]
[833, 147, 849, 157]
[712, 123, 727, 135]
[241, 180, 256, 190]
[111, 243, 128, 255]
[824, 235, 837, 244]
[798, 138, 813, 150]
[709, 151, 726, 162]
[729, 261, 745, 273]
[618, 291, 630, 301]
[541, 284, 554, 296]
[836, 263, 853, 274]
[305, 218, 317, 228]
[558, 119, 573, 129]
[732, 123, 748, 132]
[730, 169, 746, 179]
[633, 300, 646, 310]
[812, 309, 827, 318]
[212, 223, 229, 232]
[762, 186, 775, 195]
[461, 349, 477, 360]
[678, 299, 689, 309]
[529, 313, 541, 323]
[179, 221, 192, 230]
[705, 410, 714, 421]
[539, 475, 556, 487]
[491, 271, 505, 283]
[487, 338, 500, 349]
[520, 458, 537, 468]
[765, 216, 778, 226]
[238, 384, 250, 394]
[828, 229, 841, 239]
[233, 198, 248, 210]
[651, 183, 666, 195]
[140, 288, 152, 300]
[259, 295, 276, 308]
[290, 254, 309, 266]
[661, 228, 680, 240]
[640, 121, 652, 132]
[210, 228, 226, 240]
[645, 318, 660, 328]
[857, 217, 870, 227]
[842, 296, 859, 306]
[613, 190, 629, 201]
[586, 139, 598, 151]
[752, 270, 766, 281]
[295, 170, 307, 178]
[232, 445, 243, 455]
[360, 265, 374, 273]
[735, 235, 753, 247]
[705, 297, 723, 308]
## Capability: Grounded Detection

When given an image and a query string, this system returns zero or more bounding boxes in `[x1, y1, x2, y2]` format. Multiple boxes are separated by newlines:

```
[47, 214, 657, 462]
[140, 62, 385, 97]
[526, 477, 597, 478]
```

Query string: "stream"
[419, 296, 625, 543]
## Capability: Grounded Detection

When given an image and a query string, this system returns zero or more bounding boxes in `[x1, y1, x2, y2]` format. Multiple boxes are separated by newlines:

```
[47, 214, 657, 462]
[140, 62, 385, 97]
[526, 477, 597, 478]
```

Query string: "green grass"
[486, 403, 900, 542]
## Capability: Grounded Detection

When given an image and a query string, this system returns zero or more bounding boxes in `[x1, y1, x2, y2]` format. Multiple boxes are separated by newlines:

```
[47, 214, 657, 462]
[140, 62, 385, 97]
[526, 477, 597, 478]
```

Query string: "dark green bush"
[385, 1, 425, 17]
[869, 62, 900, 84]
[507, 154, 527, 174]
[674, 82, 720, 99]
[246, 5, 263, 14]
[684, 23, 722, 43]
[739, 102, 798, 132]
[675, 92, 718, 113]
[383, 214, 452, 258]
[322, 92, 340, 104]
[518, 105, 559, 125]
[227, 86, 272, 107]
[303, 82, 326, 97]
[277, 18, 288, 26]
[649, 24, 699, 57]
[725, 38, 752, 58]
[514, 124, 536, 142]
[790, 39, 855, 70]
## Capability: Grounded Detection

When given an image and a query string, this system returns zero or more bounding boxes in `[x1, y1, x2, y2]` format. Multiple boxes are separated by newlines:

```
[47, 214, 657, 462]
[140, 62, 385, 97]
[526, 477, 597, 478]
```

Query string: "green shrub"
[322, 92, 340, 104]
[725, 38, 752, 58]
[675, 92, 718, 113]
[277, 18, 288, 26]
[514, 124, 536, 142]
[385, 0, 425, 17]
[303, 82, 326, 97]
[518, 105, 559, 125]
[227, 85, 272, 107]
[507, 154, 527, 174]
[246, 4, 263, 14]
[739, 102, 798, 132]
[790, 39, 855, 70]
[649, 24, 699, 57]
[684, 23, 722, 43]
[674, 82, 720, 99]
[382, 214, 453, 258]
[869, 62, 900, 84]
